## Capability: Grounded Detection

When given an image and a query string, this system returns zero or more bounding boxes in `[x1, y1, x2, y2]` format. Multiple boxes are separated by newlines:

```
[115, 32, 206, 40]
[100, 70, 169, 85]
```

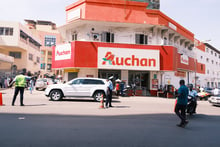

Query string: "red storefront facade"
[52, 41, 196, 96]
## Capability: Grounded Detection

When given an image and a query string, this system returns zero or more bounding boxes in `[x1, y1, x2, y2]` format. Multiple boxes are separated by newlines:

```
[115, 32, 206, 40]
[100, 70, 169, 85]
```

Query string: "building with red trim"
[52, 0, 219, 95]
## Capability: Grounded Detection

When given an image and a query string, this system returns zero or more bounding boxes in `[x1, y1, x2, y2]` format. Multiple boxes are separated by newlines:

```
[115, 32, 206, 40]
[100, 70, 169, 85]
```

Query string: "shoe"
[109, 105, 113, 107]
[182, 120, 189, 128]
[20, 104, 25, 106]
[12, 104, 14, 106]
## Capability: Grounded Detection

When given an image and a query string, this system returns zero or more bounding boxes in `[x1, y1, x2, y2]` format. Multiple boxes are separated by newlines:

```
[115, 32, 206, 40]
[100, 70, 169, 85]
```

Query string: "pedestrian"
[175, 79, 189, 128]
[29, 77, 34, 94]
[106, 76, 113, 108]
[120, 81, 124, 96]
[115, 81, 120, 96]
[10, 72, 30, 106]
[188, 84, 198, 113]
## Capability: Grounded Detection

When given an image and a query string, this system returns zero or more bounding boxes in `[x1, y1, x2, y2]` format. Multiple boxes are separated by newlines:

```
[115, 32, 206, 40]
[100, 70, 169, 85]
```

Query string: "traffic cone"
[99, 94, 104, 109]
[0, 92, 3, 106]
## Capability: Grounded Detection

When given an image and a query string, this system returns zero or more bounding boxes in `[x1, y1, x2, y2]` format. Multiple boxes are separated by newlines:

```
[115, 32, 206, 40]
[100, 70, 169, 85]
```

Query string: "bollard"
[99, 94, 104, 109]
[0, 92, 3, 106]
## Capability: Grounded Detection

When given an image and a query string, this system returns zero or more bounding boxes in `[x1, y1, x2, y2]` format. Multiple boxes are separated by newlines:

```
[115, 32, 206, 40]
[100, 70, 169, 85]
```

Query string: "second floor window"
[0, 27, 13, 36]
[45, 35, 56, 47]
[101, 32, 114, 43]
[72, 33, 77, 41]
[9, 52, 21, 59]
[135, 34, 148, 45]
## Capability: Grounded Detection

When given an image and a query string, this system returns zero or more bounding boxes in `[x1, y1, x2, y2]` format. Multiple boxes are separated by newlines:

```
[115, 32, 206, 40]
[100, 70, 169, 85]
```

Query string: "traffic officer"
[10, 72, 30, 106]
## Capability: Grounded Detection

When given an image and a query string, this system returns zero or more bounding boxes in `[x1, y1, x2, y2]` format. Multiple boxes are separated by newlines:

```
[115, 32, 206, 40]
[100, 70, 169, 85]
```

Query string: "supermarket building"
[53, 0, 206, 95]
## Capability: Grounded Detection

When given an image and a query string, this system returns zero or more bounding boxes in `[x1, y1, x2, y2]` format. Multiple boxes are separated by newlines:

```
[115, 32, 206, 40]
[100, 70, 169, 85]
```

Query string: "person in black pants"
[175, 80, 189, 128]
[10, 72, 29, 106]
[105, 76, 113, 108]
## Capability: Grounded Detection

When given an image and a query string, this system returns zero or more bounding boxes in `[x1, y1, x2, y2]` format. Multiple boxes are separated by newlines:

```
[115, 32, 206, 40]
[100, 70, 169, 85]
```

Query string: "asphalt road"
[0, 88, 220, 147]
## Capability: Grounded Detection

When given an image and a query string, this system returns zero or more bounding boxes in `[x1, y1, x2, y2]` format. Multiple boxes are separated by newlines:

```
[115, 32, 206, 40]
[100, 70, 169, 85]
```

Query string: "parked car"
[208, 95, 220, 106]
[35, 78, 53, 91]
[45, 77, 108, 101]
[204, 87, 214, 95]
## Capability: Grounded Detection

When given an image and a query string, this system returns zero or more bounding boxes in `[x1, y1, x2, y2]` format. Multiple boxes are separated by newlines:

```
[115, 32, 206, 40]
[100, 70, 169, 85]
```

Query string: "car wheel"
[36, 88, 39, 90]
[50, 90, 63, 101]
[93, 91, 105, 102]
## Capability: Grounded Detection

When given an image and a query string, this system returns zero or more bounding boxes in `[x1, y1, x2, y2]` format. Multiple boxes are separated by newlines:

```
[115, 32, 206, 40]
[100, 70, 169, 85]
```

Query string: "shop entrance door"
[128, 71, 150, 96]
[68, 72, 78, 81]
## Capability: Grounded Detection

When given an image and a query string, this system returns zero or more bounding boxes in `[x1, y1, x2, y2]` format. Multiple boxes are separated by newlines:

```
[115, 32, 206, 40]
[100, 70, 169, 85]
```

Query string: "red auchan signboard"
[55, 43, 71, 61]
[98, 47, 160, 71]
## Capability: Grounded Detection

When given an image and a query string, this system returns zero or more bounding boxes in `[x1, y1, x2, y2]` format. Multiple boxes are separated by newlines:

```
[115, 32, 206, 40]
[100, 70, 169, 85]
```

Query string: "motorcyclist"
[188, 84, 198, 113]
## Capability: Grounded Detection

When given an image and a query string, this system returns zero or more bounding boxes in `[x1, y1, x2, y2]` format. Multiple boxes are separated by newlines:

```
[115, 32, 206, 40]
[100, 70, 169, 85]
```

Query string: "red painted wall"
[196, 62, 206, 74]
[66, 0, 194, 41]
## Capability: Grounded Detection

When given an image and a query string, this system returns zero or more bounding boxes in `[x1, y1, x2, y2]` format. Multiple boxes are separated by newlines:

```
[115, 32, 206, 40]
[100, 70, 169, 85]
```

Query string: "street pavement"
[0, 88, 220, 147]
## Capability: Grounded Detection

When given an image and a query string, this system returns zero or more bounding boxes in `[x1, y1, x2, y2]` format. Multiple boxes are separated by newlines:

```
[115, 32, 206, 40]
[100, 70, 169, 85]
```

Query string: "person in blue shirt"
[175, 79, 189, 128]
[188, 84, 198, 113]
[105, 76, 113, 108]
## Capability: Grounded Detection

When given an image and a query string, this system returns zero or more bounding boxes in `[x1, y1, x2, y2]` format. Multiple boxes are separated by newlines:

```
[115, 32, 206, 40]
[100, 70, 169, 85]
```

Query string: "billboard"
[98, 47, 160, 71]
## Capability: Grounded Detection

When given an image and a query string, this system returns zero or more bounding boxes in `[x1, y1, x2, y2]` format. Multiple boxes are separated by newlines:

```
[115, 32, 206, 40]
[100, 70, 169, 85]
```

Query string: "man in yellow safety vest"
[10, 72, 30, 106]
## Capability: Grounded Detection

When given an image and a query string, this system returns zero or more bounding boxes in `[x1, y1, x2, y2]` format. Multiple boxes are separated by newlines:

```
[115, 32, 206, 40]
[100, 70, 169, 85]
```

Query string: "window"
[135, 34, 148, 45]
[201, 65, 203, 71]
[0, 27, 13, 36]
[212, 60, 214, 64]
[82, 79, 104, 85]
[215, 53, 217, 56]
[41, 51, 45, 55]
[29, 53, 33, 61]
[41, 63, 45, 69]
[207, 70, 209, 74]
[41, 57, 44, 61]
[9, 52, 21, 59]
[200, 56, 203, 59]
[72, 79, 84, 85]
[72, 33, 77, 41]
[36, 57, 40, 63]
[48, 58, 52, 62]
[101, 32, 114, 43]
[48, 51, 52, 56]
[211, 50, 213, 55]
[0, 28, 3, 35]
[47, 64, 51, 70]
[44, 35, 56, 47]
[206, 48, 209, 53]
[206, 58, 209, 62]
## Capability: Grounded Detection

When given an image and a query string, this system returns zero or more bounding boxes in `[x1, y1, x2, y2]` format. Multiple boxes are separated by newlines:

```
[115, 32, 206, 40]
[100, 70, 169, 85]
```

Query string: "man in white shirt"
[105, 76, 113, 108]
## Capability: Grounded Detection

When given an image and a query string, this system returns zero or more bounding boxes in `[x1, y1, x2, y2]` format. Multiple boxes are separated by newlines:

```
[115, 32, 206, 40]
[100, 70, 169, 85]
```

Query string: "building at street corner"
[52, 0, 219, 96]
[0, 21, 41, 77]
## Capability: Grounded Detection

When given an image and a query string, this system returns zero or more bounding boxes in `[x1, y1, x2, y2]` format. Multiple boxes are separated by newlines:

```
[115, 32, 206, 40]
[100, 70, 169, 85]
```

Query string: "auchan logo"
[56, 50, 71, 56]
[102, 51, 156, 67]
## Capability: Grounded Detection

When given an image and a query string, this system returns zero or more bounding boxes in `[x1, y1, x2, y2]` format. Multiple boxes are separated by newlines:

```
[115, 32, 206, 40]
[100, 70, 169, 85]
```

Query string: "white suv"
[45, 77, 108, 101]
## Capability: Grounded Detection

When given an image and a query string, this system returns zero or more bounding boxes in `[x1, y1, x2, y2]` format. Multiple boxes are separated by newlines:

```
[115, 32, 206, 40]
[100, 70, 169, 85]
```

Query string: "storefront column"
[121, 70, 128, 84]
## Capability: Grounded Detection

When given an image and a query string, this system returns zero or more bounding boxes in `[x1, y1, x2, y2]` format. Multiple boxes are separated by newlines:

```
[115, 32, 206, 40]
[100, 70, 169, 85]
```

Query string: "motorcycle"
[186, 95, 197, 115]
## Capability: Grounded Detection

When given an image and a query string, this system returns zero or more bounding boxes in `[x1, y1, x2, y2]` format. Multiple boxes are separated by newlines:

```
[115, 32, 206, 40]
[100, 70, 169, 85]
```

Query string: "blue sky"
[0, 0, 219, 49]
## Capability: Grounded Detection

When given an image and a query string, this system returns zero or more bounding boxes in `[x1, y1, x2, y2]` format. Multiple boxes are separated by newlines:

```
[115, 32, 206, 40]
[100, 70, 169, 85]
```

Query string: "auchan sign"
[98, 47, 160, 71]
[55, 43, 71, 61]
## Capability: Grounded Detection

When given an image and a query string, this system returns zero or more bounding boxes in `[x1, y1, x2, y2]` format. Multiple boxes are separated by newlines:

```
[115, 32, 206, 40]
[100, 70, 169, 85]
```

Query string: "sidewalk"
[1, 88, 214, 116]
